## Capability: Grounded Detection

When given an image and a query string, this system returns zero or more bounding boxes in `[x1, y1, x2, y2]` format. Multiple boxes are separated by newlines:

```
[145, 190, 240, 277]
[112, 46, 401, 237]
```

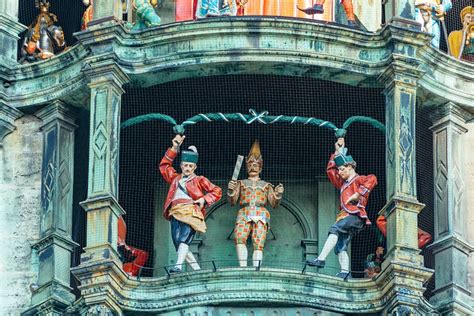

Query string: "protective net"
[118, 75, 387, 281]
[13, 0, 453, 304]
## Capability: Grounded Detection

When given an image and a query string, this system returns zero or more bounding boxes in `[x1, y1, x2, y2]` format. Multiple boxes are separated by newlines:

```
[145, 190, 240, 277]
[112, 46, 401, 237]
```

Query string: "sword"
[441, 18, 451, 56]
[232, 155, 244, 181]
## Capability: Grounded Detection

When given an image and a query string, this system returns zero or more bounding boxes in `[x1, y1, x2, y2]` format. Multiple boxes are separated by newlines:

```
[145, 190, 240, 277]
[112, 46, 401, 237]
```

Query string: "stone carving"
[87, 304, 114, 315]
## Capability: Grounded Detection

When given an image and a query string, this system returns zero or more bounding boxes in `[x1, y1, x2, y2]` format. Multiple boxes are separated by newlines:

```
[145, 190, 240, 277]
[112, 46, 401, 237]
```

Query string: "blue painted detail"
[39, 246, 54, 262]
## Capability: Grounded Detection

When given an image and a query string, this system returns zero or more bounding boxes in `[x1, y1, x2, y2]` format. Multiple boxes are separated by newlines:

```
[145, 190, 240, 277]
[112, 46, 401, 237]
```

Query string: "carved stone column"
[23, 101, 79, 315]
[428, 103, 474, 315]
[71, 61, 129, 315]
[79, 61, 128, 264]
[377, 24, 434, 314]
[0, 0, 26, 66]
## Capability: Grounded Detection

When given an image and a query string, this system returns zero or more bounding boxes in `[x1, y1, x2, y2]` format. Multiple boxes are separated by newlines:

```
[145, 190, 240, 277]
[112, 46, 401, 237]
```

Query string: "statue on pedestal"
[306, 138, 377, 279]
[20, 0, 66, 63]
[448, 6, 474, 61]
[159, 135, 222, 273]
[227, 141, 284, 267]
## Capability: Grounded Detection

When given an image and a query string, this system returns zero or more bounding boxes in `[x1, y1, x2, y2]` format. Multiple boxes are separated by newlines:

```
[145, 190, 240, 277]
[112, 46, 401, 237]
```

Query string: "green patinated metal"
[120, 109, 386, 139]
[1, 1, 474, 314]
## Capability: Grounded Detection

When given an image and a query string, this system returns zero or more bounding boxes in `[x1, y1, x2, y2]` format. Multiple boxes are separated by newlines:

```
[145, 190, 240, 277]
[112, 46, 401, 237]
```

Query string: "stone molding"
[80, 195, 125, 218]
[0, 13, 26, 38]
[0, 101, 22, 146]
[72, 260, 437, 314]
[35, 100, 78, 130]
[31, 232, 79, 253]
[0, 17, 472, 109]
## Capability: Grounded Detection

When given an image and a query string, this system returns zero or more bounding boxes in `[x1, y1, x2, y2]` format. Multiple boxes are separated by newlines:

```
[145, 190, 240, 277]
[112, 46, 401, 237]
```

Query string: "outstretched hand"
[274, 183, 284, 197]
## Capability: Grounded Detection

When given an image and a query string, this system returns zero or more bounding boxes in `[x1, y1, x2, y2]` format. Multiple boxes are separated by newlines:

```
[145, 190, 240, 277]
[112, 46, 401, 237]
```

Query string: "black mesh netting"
[117, 75, 388, 280]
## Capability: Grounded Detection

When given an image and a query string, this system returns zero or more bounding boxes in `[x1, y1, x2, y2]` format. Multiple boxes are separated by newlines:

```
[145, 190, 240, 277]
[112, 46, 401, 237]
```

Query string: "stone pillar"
[71, 61, 129, 314]
[22, 101, 79, 315]
[89, 0, 123, 28]
[377, 25, 434, 314]
[0, 0, 26, 66]
[79, 61, 128, 264]
[428, 103, 474, 315]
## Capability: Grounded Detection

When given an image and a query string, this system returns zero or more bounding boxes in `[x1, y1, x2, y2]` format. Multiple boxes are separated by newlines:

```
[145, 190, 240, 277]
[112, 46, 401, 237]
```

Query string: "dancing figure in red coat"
[160, 135, 222, 273]
[306, 138, 377, 279]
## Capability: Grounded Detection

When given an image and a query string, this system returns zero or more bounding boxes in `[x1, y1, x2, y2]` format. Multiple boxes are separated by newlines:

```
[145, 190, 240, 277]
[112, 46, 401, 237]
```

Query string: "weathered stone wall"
[0, 115, 42, 315]
[464, 121, 474, 297]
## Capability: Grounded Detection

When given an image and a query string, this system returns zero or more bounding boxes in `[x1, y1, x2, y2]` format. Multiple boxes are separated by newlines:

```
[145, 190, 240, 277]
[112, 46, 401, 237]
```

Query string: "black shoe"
[336, 271, 351, 279]
[297, 4, 324, 15]
[306, 258, 325, 268]
[347, 20, 359, 29]
[169, 266, 182, 274]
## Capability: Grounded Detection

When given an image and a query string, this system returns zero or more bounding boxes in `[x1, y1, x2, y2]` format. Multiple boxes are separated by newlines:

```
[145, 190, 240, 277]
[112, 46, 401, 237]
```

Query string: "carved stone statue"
[227, 141, 284, 267]
[20, 0, 66, 63]
[448, 6, 474, 61]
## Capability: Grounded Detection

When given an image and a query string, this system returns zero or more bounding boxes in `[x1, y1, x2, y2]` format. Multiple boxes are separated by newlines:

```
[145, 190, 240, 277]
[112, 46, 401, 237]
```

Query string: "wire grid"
[117, 75, 386, 284]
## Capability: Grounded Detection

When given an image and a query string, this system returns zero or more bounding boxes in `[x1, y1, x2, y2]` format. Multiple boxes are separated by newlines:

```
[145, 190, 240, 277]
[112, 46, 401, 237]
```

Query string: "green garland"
[120, 109, 385, 137]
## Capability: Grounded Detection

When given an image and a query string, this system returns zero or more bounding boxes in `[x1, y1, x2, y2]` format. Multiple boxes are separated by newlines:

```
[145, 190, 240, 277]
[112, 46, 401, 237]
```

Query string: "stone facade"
[0, 115, 42, 315]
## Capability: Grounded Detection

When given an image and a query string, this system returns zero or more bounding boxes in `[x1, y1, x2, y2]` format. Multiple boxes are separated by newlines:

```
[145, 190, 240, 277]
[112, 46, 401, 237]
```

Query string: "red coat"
[159, 148, 222, 220]
[327, 154, 378, 225]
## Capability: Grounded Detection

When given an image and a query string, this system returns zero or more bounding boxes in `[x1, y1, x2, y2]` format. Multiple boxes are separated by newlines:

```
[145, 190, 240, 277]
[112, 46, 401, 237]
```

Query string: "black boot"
[306, 258, 325, 267]
[297, 4, 324, 15]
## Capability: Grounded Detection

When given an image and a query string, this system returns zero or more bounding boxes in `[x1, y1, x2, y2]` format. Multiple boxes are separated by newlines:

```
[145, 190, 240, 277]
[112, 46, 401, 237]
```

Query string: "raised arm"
[327, 154, 344, 189]
[159, 135, 185, 184]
